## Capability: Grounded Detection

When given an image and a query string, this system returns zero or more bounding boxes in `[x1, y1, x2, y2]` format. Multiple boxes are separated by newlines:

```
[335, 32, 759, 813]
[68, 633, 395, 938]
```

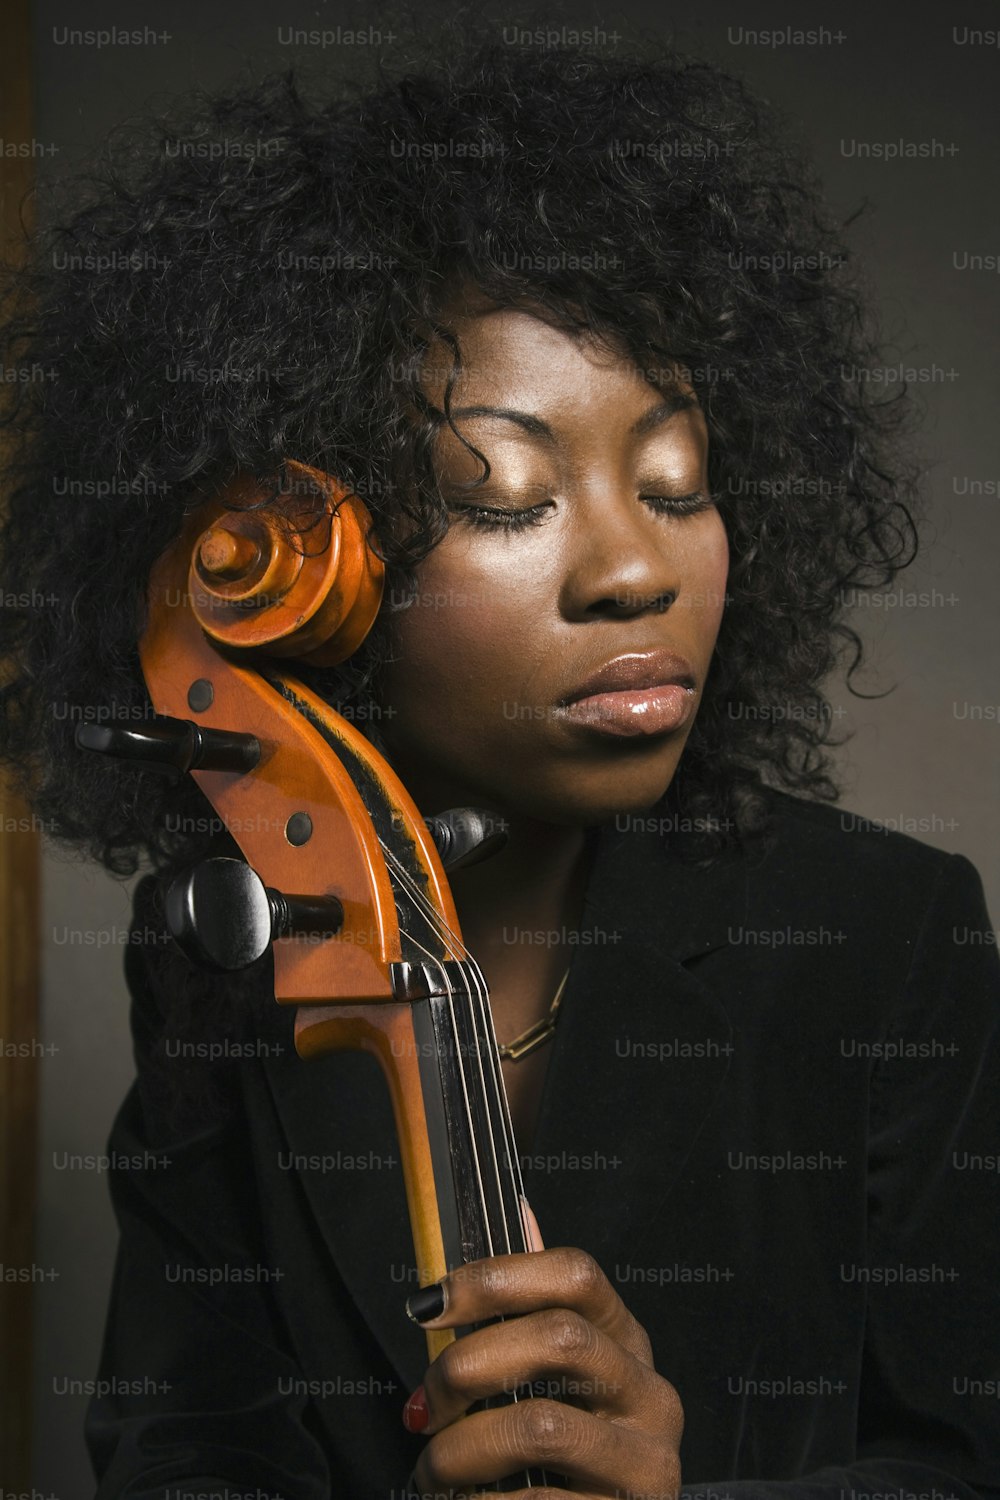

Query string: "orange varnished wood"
[138, 467, 464, 1350]
[298, 999, 455, 1361]
[140, 489, 460, 1002]
[189, 462, 385, 667]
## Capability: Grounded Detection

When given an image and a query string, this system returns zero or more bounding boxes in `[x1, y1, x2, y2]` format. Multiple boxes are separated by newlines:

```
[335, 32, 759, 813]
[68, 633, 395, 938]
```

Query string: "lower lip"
[557, 684, 696, 738]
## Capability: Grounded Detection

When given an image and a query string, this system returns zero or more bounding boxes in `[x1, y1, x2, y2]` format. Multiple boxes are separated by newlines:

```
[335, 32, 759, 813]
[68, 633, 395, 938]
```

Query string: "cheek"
[678, 513, 730, 638]
[385, 541, 542, 705]
[697, 507, 730, 571]
[706, 516, 731, 612]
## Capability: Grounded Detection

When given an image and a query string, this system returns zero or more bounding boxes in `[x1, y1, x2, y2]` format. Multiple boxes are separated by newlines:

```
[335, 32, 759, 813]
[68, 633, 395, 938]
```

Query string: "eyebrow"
[448, 391, 698, 441]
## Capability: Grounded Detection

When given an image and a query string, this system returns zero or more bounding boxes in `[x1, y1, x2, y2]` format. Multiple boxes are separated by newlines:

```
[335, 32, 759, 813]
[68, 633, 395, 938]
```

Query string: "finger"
[457, 1489, 577, 1499]
[419, 1306, 660, 1432]
[405, 1246, 653, 1365]
[413, 1397, 674, 1497]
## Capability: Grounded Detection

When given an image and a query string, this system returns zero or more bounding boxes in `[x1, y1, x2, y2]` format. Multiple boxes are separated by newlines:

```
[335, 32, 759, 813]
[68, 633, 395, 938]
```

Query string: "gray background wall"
[26, 1, 999, 1493]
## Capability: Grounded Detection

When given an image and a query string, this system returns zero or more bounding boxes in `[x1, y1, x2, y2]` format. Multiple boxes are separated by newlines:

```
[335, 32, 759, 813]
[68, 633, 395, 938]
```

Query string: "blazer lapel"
[260, 813, 748, 1393]
[520, 816, 746, 1268]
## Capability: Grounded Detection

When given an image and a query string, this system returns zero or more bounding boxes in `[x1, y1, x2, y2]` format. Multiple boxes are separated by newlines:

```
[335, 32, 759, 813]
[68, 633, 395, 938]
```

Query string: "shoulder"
[753, 787, 959, 887]
[740, 788, 994, 975]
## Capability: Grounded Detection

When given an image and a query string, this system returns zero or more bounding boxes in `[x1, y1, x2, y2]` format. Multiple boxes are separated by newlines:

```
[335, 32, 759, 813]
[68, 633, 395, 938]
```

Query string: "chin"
[480, 750, 687, 828]
[384, 727, 691, 827]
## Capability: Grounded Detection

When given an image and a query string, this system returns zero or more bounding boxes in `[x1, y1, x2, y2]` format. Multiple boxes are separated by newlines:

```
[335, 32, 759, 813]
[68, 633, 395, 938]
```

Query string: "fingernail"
[522, 1194, 545, 1253]
[402, 1384, 429, 1432]
[405, 1281, 445, 1325]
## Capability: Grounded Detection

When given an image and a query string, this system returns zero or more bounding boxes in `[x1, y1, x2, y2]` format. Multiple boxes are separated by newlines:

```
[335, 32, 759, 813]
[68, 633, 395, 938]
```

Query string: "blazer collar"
[261, 812, 748, 1394]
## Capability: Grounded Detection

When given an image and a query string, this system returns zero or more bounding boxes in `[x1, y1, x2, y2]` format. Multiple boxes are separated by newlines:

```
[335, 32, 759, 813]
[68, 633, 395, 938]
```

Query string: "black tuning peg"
[75, 714, 260, 775]
[165, 856, 343, 972]
[424, 807, 509, 872]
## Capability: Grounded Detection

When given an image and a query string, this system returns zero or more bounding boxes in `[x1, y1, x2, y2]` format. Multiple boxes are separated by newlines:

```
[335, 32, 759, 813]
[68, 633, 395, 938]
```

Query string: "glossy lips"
[560, 683, 695, 736]
[555, 650, 697, 739]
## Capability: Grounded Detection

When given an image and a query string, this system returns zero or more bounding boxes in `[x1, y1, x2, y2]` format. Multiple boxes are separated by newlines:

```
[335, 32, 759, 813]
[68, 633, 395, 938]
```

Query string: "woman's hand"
[401, 1226, 683, 1500]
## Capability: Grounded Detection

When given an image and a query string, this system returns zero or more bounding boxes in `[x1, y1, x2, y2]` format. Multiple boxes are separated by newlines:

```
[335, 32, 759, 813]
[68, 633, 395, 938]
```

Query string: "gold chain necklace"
[497, 966, 570, 1063]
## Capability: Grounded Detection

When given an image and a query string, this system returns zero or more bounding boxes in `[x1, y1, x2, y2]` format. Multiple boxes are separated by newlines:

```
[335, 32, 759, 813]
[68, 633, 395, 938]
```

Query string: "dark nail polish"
[406, 1282, 445, 1324]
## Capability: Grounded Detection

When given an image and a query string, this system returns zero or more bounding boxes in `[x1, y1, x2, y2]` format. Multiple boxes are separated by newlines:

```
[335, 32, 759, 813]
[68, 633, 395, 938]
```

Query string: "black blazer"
[85, 789, 1000, 1500]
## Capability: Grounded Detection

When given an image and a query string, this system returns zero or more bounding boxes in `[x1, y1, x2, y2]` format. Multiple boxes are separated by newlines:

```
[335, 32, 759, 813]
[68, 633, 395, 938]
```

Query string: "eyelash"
[453, 490, 714, 531]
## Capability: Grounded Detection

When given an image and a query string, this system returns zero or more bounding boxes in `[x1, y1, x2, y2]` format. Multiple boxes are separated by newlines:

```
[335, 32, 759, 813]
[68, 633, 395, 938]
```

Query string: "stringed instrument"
[75, 460, 553, 1493]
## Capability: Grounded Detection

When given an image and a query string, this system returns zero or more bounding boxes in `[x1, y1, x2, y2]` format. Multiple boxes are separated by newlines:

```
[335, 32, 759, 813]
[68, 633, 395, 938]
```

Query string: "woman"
[1, 35, 996, 1500]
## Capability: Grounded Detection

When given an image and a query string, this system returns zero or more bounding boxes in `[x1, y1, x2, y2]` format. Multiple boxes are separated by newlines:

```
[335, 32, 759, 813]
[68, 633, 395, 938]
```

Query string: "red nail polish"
[402, 1384, 429, 1433]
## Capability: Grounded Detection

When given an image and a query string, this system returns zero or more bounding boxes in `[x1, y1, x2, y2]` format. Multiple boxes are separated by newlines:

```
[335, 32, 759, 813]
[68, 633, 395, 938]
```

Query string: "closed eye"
[447, 489, 715, 532]
[640, 490, 715, 516]
[449, 502, 550, 531]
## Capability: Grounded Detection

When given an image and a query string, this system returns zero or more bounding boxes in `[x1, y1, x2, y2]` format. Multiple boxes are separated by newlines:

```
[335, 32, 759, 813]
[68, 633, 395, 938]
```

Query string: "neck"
[445, 816, 596, 972]
[374, 737, 598, 975]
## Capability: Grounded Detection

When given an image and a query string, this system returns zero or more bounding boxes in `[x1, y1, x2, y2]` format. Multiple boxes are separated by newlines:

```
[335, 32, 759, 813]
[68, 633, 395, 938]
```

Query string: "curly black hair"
[0, 31, 918, 881]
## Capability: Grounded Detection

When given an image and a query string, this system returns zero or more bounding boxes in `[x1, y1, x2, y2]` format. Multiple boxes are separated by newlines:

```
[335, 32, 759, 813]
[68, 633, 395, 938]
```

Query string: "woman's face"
[377, 303, 729, 826]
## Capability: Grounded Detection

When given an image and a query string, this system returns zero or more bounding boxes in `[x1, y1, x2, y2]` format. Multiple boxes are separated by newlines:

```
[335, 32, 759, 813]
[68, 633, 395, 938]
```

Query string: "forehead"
[418, 302, 695, 415]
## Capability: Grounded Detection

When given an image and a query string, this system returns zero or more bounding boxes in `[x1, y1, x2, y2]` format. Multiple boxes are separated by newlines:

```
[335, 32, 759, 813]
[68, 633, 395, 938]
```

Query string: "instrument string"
[378, 838, 551, 1490]
[383, 912, 496, 1258]
[378, 839, 530, 1237]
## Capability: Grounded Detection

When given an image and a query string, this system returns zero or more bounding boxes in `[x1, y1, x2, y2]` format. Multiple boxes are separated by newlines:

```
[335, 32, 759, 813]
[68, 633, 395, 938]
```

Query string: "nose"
[558, 488, 682, 620]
